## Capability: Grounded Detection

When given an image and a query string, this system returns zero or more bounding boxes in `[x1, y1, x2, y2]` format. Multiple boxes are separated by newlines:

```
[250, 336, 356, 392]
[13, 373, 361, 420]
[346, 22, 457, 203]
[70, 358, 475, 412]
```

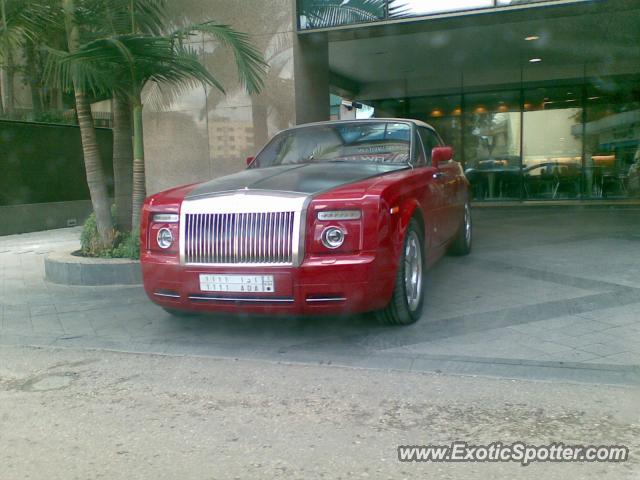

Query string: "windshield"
[253, 122, 412, 168]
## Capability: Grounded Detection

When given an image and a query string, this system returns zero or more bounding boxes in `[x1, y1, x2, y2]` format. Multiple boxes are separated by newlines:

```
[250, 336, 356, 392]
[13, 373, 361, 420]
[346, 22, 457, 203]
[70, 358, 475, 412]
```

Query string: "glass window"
[583, 81, 640, 199]
[522, 86, 583, 200]
[382, 95, 463, 165]
[497, 0, 550, 5]
[389, 0, 493, 18]
[298, 0, 385, 29]
[254, 121, 412, 167]
[418, 127, 441, 165]
[464, 91, 522, 201]
[414, 130, 427, 166]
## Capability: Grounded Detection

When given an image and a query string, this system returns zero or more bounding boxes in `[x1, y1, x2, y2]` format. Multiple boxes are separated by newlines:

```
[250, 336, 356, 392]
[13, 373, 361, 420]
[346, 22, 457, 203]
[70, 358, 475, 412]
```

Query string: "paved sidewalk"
[1, 207, 639, 383]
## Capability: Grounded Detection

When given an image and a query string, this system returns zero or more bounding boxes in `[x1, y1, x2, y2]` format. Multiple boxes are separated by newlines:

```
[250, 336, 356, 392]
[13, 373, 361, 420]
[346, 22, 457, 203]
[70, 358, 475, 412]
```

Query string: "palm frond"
[42, 44, 117, 96]
[172, 22, 267, 95]
[1, 0, 59, 55]
[141, 79, 201, 111]
[300, 0, 386, 28]
[84, 0, 166, 36]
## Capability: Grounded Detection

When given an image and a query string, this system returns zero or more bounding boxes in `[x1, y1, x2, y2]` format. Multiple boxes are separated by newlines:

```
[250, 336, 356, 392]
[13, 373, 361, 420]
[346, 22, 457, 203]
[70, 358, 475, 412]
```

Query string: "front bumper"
[141, 252, 394, 316]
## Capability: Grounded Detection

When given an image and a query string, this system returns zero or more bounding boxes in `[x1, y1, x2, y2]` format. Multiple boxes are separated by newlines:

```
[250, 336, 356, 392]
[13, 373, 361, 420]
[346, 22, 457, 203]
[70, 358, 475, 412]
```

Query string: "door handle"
[433, 171, 445, 179]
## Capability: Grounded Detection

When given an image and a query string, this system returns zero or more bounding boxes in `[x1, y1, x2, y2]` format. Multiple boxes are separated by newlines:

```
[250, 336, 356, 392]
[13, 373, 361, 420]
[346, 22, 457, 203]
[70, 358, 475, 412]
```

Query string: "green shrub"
[80, 207, 140, 259]
[110, 231, 140, 259]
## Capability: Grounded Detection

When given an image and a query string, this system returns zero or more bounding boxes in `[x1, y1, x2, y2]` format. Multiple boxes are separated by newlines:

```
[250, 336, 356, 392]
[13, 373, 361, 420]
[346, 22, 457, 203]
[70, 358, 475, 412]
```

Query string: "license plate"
[199, 274, 274, 293]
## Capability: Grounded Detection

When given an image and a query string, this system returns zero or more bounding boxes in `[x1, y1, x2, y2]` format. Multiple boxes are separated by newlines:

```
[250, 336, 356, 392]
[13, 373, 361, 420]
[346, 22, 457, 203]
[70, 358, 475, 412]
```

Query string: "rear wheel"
[448, 202, 472, 256]
[376, 218, 425, 326]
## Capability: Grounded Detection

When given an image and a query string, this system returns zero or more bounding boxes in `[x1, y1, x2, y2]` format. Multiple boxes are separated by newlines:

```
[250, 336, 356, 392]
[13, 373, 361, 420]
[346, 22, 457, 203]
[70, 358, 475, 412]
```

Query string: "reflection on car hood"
[186, 162, 409, 198]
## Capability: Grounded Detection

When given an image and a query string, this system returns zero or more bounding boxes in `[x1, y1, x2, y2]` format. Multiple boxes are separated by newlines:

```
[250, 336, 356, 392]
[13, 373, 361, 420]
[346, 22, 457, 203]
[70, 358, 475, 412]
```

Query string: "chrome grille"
[184, 212, 296, 265]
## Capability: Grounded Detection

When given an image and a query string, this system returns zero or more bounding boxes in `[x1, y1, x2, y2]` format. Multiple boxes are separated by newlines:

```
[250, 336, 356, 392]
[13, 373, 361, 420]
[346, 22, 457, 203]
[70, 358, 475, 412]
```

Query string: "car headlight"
[321, 226, 346, 249]
[156, 228, 174, 249]
[317, 210, 361, 221]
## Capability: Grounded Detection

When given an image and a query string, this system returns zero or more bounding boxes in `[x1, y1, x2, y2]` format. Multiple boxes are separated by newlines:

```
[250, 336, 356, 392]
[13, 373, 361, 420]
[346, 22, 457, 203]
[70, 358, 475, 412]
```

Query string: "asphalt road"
[1, 344, 638, 480]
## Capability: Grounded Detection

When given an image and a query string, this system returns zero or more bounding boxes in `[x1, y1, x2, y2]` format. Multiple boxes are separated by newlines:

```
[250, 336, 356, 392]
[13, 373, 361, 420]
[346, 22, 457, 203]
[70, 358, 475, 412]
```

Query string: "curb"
[45, 251, 141, 286]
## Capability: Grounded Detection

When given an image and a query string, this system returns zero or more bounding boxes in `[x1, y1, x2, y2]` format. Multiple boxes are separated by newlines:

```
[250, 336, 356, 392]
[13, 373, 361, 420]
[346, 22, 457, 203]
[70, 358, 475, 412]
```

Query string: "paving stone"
[1, 210, 640, 376]
[578, 342, 629, 357]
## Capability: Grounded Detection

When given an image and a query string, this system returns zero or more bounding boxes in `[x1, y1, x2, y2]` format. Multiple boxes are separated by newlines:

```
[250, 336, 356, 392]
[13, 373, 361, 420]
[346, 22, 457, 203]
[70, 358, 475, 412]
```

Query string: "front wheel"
[448, 202, 472, 256]
[376, 218, 425, 326]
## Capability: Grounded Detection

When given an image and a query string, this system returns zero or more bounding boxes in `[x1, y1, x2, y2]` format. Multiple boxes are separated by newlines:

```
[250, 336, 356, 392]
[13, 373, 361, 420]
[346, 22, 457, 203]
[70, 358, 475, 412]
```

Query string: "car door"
[414, 128, 448, 249]
[419, 127, 461, 242]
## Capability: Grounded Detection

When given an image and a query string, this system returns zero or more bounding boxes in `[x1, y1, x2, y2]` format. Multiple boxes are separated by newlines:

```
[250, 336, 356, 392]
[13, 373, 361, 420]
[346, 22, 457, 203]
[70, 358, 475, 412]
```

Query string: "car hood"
[185, 162, 409, 199]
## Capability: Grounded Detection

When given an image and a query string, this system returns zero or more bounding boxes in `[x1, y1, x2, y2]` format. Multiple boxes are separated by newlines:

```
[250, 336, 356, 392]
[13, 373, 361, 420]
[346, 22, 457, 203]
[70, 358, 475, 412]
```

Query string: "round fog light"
[157, 228, 174, 249]
[321, 227, 345, 249]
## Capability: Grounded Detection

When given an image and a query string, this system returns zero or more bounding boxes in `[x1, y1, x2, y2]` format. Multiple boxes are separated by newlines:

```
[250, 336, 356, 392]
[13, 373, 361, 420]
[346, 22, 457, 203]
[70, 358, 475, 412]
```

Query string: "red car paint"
[140, 120, 469, 316]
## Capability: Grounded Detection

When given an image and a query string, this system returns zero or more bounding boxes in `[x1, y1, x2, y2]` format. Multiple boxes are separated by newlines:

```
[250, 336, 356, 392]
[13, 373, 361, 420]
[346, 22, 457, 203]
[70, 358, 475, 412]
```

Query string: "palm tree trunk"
[63, 0, 113, 248]
[0, 74, 4, 115]
[1, 52, 15, 114]
[75, 88, 114, 247]
[131, 99, 146, 231]
[25, 41, 43, 116]
[112, 94, 133, 232]
[0, 0, 8, 115]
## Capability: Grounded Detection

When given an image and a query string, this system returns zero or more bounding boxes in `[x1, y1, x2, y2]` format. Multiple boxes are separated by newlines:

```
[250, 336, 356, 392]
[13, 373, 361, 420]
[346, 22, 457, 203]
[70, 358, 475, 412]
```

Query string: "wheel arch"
[397, 199, 427, 248]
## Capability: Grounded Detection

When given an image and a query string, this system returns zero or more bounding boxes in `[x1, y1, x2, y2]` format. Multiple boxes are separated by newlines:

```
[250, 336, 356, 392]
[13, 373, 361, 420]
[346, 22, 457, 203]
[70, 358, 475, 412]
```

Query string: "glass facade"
[583, 82, 640, 199]
[465, 91, 521, 200]
[298, 0, 590, 30]
[369, 77, 640, 201]
[522, 86, 583, 200]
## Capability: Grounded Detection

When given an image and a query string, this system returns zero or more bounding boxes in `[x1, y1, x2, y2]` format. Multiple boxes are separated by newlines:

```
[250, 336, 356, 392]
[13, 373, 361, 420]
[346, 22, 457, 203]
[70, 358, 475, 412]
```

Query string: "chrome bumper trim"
[188, 295, 294, 303]
[305, 297, 347, 303]
[154, 291, 180, 299]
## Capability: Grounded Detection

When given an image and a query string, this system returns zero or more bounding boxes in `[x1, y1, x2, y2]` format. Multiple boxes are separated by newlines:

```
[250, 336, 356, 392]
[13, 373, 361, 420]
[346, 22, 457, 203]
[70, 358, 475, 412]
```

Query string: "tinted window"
[417, 127, 441, 165]
[414, 130, 427, 166]
[254, 122, 412, 167]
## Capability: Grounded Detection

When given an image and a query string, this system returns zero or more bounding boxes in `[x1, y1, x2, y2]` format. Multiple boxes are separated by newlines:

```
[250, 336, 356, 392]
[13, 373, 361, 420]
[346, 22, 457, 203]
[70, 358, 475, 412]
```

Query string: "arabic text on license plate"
[199, 274, 274, 293]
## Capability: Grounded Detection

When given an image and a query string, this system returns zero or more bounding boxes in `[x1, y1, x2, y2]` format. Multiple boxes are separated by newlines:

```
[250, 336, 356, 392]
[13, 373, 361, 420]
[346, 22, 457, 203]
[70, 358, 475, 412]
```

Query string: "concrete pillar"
[143, 0, 330, 194]
[293, 33, 329, 124]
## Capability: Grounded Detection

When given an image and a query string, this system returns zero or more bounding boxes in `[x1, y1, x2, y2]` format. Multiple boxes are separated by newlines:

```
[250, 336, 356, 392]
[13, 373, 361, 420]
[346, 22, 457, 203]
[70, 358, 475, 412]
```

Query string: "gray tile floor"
[1, 207, 639, 383]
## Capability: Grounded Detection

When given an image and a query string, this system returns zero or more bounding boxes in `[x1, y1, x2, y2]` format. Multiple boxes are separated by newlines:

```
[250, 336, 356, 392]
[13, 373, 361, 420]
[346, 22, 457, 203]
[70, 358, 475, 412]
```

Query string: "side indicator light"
[390, 206, 400, 215]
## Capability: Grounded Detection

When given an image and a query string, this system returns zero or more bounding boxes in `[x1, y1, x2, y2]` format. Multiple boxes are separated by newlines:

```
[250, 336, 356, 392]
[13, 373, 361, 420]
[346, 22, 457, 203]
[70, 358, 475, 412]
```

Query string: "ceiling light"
[529, 58, 542, 63]
[525, 35, 540, 41]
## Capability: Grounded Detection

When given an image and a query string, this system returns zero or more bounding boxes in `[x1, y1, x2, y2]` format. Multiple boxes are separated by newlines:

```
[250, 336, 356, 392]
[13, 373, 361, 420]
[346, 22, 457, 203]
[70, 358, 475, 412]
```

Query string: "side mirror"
[246, 156, 255, 166]
[432, 146, 453, 168]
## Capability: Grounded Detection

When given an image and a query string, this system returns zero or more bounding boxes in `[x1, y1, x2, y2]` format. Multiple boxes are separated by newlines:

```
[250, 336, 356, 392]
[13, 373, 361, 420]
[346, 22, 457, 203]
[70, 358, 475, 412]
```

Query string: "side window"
[417, 127, 439, 166]
[414, 130, 427, 166]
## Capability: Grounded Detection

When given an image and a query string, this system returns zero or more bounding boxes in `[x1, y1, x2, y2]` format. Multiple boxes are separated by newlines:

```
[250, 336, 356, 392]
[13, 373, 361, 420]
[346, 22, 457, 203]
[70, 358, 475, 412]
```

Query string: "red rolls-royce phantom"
[140, 119, 471, 325]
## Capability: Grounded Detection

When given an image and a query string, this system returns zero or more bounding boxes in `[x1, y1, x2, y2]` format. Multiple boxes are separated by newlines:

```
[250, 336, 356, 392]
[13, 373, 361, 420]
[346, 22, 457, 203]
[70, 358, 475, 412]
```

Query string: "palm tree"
[46, 14, 266, 230]
[94, 0, 166, 233]
[112, 93, 133, 231]
[55, 0, 114, 248]
[127, 23, 265, 230]
[1, 0, 38, 114]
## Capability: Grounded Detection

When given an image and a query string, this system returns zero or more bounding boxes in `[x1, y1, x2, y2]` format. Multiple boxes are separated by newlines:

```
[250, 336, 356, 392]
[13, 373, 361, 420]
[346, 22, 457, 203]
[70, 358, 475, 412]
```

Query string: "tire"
[448, 202, 472, 256]
[162, 307, 198, 317]
[376, 218, 425, 326]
